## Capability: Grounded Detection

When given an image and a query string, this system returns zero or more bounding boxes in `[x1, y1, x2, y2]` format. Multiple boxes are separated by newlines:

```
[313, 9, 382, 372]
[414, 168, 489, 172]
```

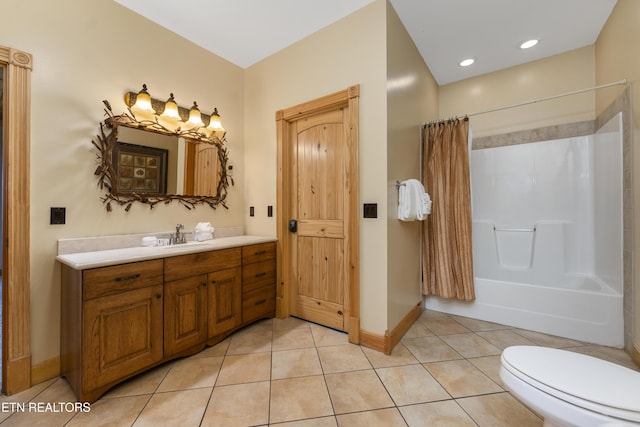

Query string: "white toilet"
[500, 345, 640, 427]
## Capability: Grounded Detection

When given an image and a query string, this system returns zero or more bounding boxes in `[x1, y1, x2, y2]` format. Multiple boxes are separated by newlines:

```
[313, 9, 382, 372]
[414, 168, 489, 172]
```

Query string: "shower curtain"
[422, 118, 475, 301]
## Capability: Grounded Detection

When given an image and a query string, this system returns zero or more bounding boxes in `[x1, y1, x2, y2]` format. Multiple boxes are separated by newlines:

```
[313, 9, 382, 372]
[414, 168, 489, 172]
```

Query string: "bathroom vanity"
[57, 235, 276, 402]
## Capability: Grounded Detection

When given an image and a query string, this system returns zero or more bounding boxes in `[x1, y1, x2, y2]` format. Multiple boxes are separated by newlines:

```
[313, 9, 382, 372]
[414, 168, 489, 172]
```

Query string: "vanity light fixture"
[207, 108, 223, 131]
[187, 102, 206, 128]
[459, 58, 475, 67]
[131, 84, 153, 111]
[160, 93, 181, 120]
[123, 83, 225, 141]
[520, 39, 539, 49]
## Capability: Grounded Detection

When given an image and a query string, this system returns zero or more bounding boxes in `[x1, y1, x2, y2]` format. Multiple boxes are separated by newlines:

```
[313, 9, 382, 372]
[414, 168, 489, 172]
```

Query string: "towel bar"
[395, 180, 406, 189]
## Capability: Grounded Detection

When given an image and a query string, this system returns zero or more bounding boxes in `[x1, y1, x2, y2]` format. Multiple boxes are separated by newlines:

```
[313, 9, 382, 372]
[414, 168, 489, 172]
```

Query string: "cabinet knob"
[155, 293, 162, 299]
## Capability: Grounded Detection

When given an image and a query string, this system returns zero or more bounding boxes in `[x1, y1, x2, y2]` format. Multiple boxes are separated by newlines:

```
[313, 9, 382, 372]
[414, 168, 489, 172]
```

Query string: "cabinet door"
[83, 285, 163, 391]
[164, 275, 208, 357]
[208, 267, 241, 337]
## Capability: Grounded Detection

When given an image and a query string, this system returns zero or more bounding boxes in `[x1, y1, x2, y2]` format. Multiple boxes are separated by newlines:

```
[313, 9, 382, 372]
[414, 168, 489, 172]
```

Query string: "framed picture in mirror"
[113, 142, 168, 195]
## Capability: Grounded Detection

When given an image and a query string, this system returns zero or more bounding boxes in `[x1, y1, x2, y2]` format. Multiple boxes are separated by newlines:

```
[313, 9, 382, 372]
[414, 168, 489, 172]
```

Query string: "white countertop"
[56, 235, 277, 270]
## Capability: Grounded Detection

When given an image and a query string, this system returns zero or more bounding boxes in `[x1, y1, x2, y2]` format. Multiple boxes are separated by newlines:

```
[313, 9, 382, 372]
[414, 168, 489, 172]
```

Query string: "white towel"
[194, 222, 215, 241]
[398, 179, 431, 221]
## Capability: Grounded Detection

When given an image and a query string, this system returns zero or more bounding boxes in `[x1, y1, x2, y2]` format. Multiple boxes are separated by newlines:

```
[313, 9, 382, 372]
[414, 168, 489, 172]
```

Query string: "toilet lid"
[502, 346, 640, 421]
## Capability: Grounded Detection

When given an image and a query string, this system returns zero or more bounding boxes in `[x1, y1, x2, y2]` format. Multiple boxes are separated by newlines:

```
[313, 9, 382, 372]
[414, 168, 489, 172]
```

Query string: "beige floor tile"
[310, 324, 349, 347]
[402, 336, 463, 363]
[440, 333, 502, 358]
[272, 348, 323, 379]
[0, 378, 58, 423]
[1, 379, 78, 426]
[476, 329, 537, 350]
[270, 375, 334, 424]
[273, 316, 311, 331]
[419, 309, 448, 319]
[274, 416, 338, 426]
[202, 381, 270, 427]
[273, 327, 316, 351]
[67, 395, 150, 426]
[420, 316, 470, 335]
[425, 359, 502, 398]
[325, 370, 394, 415]
[157, 356, 223, 392]
[399, 400, 477, 427]
[403, 320, 434, 338]
[376, 364, 450, 405]
[104, 363, 172, 398]
[449, 315, 510, 332]
[467, 355, 505, 388]
[236, 318, 274, 334]
[512, 329, 584, 348]
[133, 388, 212, 427]
[457, 392, 543, 427]
[362, 343, 419, 368]
[336, 408, 407, 427]
[317, 344, 371, 373]
[226, 329, 273, 355]
[216, 352, 271, 386]
[191, 338, 230, 358]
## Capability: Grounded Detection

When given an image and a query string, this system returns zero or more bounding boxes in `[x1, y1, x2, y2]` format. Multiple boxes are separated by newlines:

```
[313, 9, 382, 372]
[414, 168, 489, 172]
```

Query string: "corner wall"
[595, 0, 640, 359]
[244, 0, 389, 335]
[0, 0, 245, 367]
[385, 3, 438, 331]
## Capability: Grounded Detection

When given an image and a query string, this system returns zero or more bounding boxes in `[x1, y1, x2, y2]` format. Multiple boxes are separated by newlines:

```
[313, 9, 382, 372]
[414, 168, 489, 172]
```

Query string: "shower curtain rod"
[423, 79, 627, 127]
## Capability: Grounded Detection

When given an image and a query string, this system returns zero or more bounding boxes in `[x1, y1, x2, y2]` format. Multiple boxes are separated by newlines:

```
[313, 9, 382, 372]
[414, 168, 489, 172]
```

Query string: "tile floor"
[0, 309, 637, 426]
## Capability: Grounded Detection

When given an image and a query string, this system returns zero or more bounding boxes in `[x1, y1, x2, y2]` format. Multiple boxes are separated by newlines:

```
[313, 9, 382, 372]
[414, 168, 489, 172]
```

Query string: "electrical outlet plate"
[51, 207, 66, 225]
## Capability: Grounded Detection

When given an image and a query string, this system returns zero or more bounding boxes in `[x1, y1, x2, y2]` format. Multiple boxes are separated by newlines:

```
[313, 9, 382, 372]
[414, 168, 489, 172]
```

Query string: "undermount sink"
[159, 241, 210, 249]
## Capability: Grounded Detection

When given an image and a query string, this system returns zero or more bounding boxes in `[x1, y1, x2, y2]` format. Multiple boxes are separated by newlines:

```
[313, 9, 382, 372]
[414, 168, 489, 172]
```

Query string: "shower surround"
[426, 112, 626, 347]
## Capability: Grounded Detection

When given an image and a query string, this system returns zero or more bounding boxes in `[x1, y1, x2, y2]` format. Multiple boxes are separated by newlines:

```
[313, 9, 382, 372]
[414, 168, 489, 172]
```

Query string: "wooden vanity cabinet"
[61, 240, 276, 403]
[61, 259, 164, 403]
[241, 243, 277, 323]
[163, 247, 242, 350]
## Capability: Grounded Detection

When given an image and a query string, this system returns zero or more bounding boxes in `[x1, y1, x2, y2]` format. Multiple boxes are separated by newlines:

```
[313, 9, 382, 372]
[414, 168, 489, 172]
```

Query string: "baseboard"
[633, 344, 640, 369]
[360, 301, 423, 355]
[388, 301, 422, 352]
[31, 356, 60, 386]
[360, 329, 387, 354]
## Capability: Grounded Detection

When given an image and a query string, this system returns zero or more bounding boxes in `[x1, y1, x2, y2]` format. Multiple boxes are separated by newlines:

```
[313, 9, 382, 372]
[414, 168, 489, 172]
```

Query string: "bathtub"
[425, 121, 624, 347]
[424, 275, 623, 347]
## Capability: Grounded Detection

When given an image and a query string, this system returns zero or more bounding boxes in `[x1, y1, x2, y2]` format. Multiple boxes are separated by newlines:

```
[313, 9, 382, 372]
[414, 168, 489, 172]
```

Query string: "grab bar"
[493, 226, 536, 232]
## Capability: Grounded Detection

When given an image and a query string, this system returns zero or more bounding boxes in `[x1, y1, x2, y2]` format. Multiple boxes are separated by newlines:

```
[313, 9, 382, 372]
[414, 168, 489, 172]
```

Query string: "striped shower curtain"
[422, 118, 475, 301]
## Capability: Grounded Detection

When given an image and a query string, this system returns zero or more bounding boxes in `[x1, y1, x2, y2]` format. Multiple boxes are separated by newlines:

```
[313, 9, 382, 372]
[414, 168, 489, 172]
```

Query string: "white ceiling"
[113, 0, 617, 85]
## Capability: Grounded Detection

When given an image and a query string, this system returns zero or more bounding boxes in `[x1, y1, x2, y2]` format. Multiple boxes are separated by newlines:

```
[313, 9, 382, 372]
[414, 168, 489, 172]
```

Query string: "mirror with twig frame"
[93, 100, 233, 211]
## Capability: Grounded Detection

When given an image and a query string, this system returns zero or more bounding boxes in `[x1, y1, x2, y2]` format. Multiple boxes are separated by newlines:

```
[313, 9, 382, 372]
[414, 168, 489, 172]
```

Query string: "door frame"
[1, 45, 32, 395]
[276, 85, 360, 343]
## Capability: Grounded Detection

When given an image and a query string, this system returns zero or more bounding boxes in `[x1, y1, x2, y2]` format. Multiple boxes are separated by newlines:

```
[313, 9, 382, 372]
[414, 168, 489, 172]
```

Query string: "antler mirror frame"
[93, 100, 233, 211]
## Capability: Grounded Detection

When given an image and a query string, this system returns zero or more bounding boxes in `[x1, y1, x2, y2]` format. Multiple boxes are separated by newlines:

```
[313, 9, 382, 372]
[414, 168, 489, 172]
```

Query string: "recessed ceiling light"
[459, 58, 475, 67]
[520, 39, 539, 49]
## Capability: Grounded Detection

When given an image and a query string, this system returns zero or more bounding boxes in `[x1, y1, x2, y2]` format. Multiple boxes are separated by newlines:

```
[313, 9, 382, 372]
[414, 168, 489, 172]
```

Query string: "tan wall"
[244, 0, 389, 334]
[385, 3, 438, 330]
[439, 46, 596, 137]
[0, 0, 245, 365]
[595, 0, 640, 354]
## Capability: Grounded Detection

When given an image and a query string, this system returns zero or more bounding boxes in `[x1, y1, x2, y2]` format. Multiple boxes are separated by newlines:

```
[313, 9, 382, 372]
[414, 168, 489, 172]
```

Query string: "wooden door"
[276, 86, 360, 340]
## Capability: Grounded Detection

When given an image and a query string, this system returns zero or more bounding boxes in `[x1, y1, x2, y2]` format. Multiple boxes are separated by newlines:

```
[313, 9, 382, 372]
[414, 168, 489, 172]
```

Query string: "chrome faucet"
[170, 223, 186, 245]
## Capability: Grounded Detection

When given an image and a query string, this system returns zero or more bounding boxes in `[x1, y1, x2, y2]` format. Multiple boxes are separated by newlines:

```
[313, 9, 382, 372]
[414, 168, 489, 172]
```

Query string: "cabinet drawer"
[242, 260, 276, 293]
[242, 285, 276, 324]
[164, 247, 241, 282]
[83, 260, 163, 300]
[241, 242, 276, 265]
